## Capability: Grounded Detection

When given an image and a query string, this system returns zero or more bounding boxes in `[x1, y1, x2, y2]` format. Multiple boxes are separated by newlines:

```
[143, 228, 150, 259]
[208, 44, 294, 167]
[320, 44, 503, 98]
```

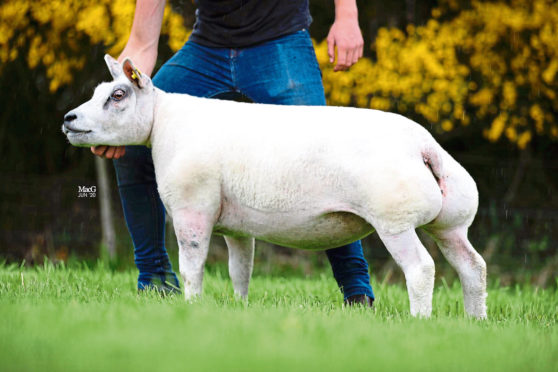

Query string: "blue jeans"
[114, 30, 374, 299]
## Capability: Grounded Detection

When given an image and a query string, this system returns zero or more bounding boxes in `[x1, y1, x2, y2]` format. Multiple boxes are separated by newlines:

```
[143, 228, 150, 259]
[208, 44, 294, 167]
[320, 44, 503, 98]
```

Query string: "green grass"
[0, 262, 556, 371]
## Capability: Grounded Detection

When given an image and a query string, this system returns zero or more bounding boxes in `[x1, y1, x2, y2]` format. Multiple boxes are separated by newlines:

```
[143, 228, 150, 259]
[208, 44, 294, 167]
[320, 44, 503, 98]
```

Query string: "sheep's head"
[62, 54, 155, 147]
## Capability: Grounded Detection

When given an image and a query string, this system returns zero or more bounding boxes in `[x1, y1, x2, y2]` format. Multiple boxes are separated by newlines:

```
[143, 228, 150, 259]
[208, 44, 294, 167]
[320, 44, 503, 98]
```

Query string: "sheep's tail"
[422, 144, 445, 195]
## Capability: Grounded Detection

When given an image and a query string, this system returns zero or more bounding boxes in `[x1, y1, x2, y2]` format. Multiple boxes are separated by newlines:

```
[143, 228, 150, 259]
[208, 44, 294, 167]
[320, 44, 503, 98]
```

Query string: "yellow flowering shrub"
[316, 0, 558, 148]
[0, 0, 189, 92]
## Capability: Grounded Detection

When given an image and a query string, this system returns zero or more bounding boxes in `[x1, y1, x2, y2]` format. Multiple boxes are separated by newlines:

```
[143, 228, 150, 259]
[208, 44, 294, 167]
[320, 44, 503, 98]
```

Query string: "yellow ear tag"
[131, 68, 141, 80]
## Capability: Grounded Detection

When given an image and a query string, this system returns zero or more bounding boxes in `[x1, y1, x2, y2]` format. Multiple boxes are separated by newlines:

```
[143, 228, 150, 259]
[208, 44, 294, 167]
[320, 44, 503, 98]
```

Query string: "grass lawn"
[0, 262, 556, 371]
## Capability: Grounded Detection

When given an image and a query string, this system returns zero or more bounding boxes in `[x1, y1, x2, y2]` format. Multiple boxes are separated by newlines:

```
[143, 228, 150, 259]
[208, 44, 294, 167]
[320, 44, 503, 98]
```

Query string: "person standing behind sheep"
[91, 0, 375, 306]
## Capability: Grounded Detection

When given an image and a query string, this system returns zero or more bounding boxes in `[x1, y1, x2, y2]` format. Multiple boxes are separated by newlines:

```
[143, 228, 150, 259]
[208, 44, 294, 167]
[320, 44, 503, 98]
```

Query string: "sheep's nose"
[64, 113, 77, 123]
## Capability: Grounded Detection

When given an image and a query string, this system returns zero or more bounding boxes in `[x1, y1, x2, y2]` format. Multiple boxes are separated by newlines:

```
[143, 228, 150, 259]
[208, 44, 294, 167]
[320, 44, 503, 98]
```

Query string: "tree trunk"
[95, 156, 116, 261]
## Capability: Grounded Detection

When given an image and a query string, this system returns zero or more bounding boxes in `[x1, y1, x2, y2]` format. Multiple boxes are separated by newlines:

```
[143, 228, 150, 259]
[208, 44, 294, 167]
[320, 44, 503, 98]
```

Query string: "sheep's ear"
[122, 57, 149, 89]
[104, 54, 122, 80]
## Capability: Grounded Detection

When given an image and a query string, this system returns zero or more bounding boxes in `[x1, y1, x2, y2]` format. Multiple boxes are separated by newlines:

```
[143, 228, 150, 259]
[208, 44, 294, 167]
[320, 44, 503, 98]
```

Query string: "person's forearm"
[119, 0, 166, 73]
[334, 0, 358, 21]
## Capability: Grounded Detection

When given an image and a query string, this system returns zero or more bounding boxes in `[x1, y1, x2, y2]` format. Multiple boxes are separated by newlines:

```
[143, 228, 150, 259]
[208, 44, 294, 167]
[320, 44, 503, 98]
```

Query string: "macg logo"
[78, 185, 97, 198]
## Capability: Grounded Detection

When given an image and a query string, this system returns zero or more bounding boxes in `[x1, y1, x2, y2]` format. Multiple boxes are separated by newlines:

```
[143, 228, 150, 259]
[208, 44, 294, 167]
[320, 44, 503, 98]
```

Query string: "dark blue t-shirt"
[188, 0, 311, 48]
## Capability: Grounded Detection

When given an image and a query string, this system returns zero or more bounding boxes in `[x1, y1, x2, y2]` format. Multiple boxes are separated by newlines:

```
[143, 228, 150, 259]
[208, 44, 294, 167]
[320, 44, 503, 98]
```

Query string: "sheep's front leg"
[172, 208, 214, 301]
[224, 236, 255, 299]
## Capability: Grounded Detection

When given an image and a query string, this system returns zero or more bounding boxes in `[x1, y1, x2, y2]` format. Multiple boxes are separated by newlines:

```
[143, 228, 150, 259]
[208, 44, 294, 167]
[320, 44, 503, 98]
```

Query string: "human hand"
[327, 16, 364, 72]
[91, 145, 126, 159]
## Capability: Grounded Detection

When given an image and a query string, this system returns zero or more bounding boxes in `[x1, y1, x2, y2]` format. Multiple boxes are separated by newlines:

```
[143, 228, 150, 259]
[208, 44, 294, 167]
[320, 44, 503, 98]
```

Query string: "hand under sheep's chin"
[61, 126, 95, 147]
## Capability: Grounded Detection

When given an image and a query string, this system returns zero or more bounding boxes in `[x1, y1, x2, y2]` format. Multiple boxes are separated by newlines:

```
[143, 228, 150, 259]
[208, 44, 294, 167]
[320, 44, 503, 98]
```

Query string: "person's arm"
[327, 0, 363, 72]
[92, 0, 166, 159]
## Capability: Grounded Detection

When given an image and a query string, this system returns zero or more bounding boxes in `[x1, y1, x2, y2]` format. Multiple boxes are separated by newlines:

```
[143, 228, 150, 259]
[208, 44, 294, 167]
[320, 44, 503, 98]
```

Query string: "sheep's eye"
[111, 89, 126, 101]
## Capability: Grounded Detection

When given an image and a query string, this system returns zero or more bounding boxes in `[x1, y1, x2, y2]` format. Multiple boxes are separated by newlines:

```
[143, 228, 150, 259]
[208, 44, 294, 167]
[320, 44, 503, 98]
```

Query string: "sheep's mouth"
[63, 125, 92, 135]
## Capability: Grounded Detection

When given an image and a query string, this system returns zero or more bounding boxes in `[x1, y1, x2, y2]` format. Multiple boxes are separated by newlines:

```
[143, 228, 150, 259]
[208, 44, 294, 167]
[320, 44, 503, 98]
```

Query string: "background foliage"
[0, 0, 556, 285]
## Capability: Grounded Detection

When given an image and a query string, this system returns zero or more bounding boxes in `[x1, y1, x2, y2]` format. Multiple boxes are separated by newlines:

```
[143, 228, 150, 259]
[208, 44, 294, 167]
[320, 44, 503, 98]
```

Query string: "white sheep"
[62, 55, 487, 318]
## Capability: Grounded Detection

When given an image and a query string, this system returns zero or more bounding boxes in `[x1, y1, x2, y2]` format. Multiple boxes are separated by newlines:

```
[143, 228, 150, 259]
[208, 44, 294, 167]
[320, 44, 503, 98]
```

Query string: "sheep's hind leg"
[378, 229, 435, 317]
[225, 236, 255, 299]
[427, 227, 487, 318]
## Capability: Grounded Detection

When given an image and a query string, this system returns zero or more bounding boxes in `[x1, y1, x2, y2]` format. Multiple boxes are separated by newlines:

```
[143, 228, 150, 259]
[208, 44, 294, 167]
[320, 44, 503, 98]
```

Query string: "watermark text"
[78, 185, 96, 198]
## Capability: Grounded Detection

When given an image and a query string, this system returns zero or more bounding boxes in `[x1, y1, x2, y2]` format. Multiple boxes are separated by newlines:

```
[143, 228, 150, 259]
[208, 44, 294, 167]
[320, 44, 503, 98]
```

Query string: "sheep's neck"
[144, 87, 160, 148]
